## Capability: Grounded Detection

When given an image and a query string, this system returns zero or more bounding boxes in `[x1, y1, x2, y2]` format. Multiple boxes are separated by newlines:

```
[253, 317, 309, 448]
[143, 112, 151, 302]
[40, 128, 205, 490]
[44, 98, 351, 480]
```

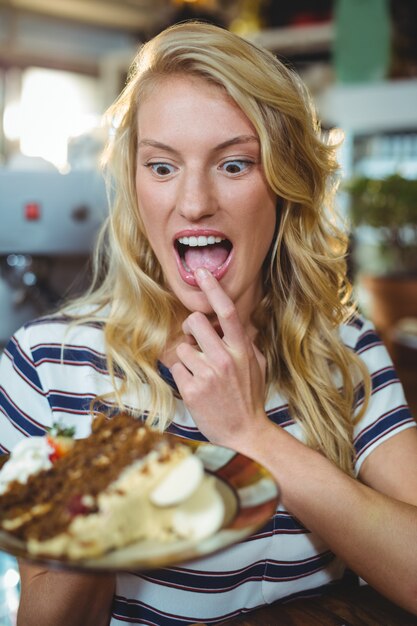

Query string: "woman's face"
[135, 75, 277, 328]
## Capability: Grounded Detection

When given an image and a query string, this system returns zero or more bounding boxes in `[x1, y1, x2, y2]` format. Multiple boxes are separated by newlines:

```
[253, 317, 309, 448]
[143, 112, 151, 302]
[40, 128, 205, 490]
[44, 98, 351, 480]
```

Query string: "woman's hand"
[170, 267, 270, 450]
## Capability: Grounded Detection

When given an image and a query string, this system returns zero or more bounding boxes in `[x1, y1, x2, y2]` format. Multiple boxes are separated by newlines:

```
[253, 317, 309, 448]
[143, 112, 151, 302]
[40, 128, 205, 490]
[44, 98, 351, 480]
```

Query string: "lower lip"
[174, 248, 233, 287]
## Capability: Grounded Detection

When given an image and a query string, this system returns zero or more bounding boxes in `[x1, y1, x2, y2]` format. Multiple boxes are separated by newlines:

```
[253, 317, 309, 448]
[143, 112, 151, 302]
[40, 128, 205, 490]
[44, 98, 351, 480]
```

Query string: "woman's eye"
[221, 160, 251, 174]
[148, 163, 175, 176]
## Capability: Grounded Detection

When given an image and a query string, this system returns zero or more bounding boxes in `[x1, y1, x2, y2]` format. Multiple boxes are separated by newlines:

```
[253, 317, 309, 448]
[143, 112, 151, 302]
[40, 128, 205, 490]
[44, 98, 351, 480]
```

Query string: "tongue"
[184, 244, 229, 273]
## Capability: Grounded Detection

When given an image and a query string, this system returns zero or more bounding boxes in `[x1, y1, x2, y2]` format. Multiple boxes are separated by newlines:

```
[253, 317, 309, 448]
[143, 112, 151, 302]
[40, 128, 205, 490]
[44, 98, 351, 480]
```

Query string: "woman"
[1, 21, 417, 626]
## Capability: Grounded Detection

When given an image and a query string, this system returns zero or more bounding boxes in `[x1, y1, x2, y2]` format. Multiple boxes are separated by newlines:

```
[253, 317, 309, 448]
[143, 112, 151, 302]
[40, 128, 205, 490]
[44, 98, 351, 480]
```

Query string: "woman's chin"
[180, 293, 214, 315]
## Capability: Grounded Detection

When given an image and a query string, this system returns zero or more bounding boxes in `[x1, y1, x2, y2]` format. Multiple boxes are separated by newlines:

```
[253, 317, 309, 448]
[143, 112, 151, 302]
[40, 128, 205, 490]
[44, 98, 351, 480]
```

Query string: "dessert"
[0, 423, 76, 496]
[0, 413, 225, 560]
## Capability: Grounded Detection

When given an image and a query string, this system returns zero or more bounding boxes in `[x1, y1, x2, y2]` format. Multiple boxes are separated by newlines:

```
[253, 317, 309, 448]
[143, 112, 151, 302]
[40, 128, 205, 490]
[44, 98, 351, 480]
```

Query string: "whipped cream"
[0, 437, 53, 495]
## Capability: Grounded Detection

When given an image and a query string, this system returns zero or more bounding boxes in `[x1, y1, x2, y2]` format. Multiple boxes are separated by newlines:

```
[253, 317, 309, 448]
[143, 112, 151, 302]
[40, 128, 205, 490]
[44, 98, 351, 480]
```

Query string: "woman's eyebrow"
[137, 135, 259, 154]
[137, 139, 179, 155]
[213, 135, 259, 151]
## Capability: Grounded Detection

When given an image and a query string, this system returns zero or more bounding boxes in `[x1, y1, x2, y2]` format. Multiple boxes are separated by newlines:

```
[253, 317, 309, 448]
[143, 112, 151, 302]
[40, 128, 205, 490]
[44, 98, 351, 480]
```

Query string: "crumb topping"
[0, 413, 177, 542]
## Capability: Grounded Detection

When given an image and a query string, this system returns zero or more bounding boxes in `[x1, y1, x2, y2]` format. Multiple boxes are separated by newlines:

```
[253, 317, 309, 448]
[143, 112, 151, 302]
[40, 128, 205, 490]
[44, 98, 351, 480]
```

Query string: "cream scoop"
[0, 437, 53, 495]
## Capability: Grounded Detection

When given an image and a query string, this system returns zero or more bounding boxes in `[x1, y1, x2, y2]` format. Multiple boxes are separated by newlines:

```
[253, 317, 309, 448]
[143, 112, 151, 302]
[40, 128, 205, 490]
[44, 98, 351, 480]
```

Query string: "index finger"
[194, 267, 245, 348]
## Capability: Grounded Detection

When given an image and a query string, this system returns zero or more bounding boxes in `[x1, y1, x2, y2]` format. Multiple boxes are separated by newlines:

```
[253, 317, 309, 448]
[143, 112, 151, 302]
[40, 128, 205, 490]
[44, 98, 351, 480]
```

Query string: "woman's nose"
[176, 169, 217, 221]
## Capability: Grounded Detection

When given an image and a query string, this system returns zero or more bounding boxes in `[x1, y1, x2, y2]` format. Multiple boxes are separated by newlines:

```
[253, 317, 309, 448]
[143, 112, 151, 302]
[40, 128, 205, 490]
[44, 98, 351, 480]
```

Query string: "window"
[3, 67, 101, 172]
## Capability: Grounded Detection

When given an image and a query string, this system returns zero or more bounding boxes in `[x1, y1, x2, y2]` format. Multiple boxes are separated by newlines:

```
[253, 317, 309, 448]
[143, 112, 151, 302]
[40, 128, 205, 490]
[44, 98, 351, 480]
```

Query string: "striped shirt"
[0, 314, 415, 625]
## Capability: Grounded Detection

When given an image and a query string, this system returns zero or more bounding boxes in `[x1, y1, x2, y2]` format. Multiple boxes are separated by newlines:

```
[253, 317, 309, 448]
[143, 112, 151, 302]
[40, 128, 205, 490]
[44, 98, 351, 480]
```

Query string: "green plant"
[345, 174, 417, 276]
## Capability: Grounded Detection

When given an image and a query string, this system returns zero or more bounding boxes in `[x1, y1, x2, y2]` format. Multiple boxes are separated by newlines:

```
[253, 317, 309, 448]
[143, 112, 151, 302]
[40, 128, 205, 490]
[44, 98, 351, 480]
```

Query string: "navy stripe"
[267, 405, 295, 428]
[0, 386, 46, 436]
[274, 512, 308, 534]
[355, 329, 382, 354]
[242, 518, 274, 541]
[355, 406, 413, 458]
[137, 551, 332, 594]
[166, 422, 208, 442]
[46, 391, 95, 414]
[31, 344, 108, 374]
[355, 366, 400, 407]
[112, 596, 240, 625]
[371, 366, 400, 392]
[346, 315, 364, 331]
[264, 551, 335, 582]
[138, 561, 267, 593]
[45, 391, 116, 417]
[243, 513, 308, 543]
[5, 337, 44, 393]
[157, 361, 180, 396]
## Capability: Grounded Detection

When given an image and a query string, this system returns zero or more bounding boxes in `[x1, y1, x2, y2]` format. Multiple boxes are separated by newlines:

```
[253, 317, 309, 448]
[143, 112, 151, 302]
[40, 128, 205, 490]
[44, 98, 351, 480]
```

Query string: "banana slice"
[150, 454, 204, 507]
[172, 478, 225, 540]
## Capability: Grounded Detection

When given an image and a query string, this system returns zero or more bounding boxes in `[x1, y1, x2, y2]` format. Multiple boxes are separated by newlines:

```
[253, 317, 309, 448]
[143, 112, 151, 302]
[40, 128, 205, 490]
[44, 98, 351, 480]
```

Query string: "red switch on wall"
[24, 202, 41, 220]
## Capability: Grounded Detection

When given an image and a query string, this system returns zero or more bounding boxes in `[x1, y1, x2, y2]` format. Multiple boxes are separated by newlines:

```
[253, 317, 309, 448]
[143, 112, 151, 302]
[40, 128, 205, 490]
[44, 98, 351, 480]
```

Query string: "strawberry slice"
[46, 435, 75, 462]
[46, 422, 76, 462]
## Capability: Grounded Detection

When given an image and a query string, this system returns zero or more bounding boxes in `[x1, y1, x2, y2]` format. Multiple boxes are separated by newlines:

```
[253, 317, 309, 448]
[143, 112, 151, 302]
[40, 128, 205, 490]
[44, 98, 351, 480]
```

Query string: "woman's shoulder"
[338, 314, 381, 354]
[10, 306, 107, 354]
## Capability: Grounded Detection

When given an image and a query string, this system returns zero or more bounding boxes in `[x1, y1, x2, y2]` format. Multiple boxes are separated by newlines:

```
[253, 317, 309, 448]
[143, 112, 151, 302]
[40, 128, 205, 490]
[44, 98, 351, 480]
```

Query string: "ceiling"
[0, 0, 237, 33]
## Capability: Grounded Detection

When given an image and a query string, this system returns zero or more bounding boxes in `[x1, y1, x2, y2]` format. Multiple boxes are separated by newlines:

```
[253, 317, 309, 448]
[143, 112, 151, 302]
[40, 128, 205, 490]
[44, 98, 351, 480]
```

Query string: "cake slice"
[0, 413, 224, 559]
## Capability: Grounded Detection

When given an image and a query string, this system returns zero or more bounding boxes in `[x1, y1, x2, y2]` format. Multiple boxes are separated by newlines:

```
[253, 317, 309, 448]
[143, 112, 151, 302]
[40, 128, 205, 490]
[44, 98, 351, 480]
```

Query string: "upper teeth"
[177, 236, 225, 247]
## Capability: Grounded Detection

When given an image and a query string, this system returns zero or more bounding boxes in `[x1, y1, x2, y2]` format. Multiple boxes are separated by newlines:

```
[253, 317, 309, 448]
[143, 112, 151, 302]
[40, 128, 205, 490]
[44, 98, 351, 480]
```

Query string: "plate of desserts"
[0, 413, 279, 572]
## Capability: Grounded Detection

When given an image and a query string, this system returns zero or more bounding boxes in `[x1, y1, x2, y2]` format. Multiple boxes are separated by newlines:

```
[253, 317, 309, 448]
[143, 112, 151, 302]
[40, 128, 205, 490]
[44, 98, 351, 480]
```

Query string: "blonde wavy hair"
[67, 21, 370, 475]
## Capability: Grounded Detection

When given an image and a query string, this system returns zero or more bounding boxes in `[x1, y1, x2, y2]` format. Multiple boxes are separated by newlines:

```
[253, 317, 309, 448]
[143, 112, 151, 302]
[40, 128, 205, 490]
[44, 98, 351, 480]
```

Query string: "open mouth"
[175, 235, 233, 275]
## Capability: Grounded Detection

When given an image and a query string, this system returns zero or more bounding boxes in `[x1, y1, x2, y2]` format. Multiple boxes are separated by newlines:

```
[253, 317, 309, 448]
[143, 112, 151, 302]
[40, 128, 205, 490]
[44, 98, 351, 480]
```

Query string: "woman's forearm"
[238, 423, 417, 615]
[17, 563, 115, 626]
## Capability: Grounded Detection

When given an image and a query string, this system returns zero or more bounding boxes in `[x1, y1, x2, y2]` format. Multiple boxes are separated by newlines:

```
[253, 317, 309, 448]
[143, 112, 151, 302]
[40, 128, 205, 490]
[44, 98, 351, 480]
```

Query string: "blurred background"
[0, 1, 416, 622]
